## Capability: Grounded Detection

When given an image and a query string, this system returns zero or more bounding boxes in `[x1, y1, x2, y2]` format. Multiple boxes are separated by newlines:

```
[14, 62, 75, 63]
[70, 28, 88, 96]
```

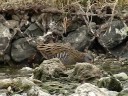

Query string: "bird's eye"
[89, 58, 91, 61]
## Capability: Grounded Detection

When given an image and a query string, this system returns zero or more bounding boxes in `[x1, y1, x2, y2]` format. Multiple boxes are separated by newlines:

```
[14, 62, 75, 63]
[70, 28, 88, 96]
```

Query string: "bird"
[37, 43, 94, 65]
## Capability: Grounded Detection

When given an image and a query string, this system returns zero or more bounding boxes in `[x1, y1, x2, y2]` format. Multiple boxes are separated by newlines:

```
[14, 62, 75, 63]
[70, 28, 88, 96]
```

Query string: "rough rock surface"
[110, 41, 128, 59]
[122, 80, 128, 90]
[11, 38, 37, 62]
[100, 88, 118, 96]
[0, 77, 51, 96]
[69, 63, 102, 82]
[94, 57, 128, 74]
[24, 23, 44, 37]
[63, 25, 93, 51]
[41, 81, 79, 95]
[27, 86, 51, 96]
[69, 83, 108, 96]
[114, 72, 128, 81]
[97, 76, 123, 92]
[98, 20, 128, 49]
[19, 67, 33, 74]
[118, 88, 128, 96]
[33, 58, 66, 81]
[0, 23, 14, 61]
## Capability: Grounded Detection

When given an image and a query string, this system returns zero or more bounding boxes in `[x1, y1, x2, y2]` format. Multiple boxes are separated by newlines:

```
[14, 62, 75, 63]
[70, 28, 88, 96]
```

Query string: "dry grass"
[0, 0, 127, 23]
[0, 0, 127, 9]
[0, 0, 83, 9]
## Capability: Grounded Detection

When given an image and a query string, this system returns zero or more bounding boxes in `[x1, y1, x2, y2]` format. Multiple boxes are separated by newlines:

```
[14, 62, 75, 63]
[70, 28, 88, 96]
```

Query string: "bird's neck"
[73, 51, 85, 62]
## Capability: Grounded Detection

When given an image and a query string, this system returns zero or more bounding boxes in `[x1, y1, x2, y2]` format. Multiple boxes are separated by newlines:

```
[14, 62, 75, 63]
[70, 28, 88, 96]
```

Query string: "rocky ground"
[0, 0, 128, 96]
[0, 58, 128, 96]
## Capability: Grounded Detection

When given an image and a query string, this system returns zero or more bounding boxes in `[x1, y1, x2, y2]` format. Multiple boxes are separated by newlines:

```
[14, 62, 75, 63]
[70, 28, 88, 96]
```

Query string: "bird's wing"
[37, 43, 71, 59]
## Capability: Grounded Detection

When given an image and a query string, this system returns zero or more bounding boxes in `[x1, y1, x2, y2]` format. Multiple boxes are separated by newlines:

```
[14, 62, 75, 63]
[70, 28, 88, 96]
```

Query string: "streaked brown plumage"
[37, 43, 94, 65]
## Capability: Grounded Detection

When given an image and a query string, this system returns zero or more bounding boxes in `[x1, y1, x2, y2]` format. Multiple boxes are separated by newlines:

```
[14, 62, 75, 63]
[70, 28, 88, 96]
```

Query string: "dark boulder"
[11, 38, 37, 62]
[24, 23, 44, 37]
[98, 20, 128, 49]
[33, 58, 66, 81]
[69, 63, 102, 82]
[0, 23, 14, 61]
[63, 25, 93, 51]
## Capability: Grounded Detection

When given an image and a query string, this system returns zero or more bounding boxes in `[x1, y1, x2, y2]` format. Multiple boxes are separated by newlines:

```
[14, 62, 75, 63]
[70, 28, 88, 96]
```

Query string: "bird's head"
[83, 53, 94, 63]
